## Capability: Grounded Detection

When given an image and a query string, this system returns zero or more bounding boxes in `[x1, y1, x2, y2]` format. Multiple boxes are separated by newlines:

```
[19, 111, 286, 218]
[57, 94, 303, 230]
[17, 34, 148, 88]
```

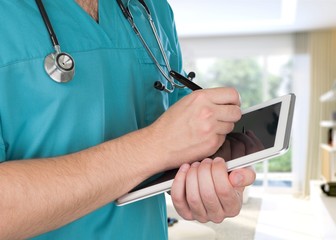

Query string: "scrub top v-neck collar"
[69, 0, 118, 44]
[72, 0, 100, 25]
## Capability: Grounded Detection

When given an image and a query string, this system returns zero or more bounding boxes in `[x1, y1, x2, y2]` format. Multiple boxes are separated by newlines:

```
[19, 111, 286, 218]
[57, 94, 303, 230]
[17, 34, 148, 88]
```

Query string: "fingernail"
[180, 164, 190, 173]
[213, 157, 225, 163]
[202, 158, 212, 164]
[191, 162, 201, 168]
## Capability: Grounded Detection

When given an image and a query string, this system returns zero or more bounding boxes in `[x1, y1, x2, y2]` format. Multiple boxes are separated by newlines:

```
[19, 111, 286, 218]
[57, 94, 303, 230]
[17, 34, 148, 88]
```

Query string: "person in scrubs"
[0, 0, 256, 239]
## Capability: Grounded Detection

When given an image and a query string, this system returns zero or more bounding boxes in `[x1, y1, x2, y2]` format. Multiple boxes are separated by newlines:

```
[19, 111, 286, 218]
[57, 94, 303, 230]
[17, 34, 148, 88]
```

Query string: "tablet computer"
[116, 93, 296, 206]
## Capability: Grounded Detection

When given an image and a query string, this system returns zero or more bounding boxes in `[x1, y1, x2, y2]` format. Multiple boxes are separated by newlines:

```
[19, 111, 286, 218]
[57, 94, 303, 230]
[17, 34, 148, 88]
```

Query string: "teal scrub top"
[0, 0, 190, 239]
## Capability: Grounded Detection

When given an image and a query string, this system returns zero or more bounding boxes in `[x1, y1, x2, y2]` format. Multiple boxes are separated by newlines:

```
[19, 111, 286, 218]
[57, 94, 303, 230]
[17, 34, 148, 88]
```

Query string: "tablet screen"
[130, 102, 282, 193]
[233, 102, 281, 149]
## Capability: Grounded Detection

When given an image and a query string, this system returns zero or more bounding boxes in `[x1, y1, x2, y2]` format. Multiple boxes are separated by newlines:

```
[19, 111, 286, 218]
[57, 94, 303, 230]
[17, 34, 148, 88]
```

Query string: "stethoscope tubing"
[117, 0, 185, 92]
[35, 0, 59, 47]
[35, 0, 188, 88]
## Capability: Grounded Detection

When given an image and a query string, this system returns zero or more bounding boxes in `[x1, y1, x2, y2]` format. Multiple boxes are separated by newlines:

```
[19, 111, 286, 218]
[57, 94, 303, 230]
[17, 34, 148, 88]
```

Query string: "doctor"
[0, 0, 255, 239]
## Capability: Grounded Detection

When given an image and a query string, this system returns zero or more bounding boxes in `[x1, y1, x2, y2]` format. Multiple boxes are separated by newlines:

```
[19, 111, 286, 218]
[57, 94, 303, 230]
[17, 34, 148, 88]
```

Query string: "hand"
[170, 157, 256, 223]
[149, 88, 241, 170]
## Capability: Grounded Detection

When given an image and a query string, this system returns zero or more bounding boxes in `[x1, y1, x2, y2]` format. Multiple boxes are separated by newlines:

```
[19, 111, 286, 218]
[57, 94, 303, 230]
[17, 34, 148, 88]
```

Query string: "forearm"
[0, 87, 242, 239]
[0, 128, 162, 240]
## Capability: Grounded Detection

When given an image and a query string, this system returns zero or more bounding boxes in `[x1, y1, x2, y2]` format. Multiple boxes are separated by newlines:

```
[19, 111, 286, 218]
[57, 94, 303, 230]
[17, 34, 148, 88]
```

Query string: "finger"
[199, 88, 241, 106]
[171, 164, 193, 220]
[186, 162, 207, 222]
[215, 105, 242, 123]
[211, 157, 242, 217]
[197, 106, 240, 135]
[216, 121, 235, 135]
[198, 159, 225, 223]
[229, 167, 256, 188]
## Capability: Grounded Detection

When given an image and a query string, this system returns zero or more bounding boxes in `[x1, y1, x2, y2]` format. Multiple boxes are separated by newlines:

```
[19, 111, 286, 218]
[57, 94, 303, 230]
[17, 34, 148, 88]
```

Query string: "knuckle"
[171, 194, 183, 206]
[191, 90, 208, 104]
[187, 195, 200, 207]
[226, 105, 241, 122]
[171, 191, 186, 209]
[193, 89, 207, 99]
[233, 106, 242, 121]
[228, 88, 240, 103]
[200, 121, 215, 135]
[193, 214, 208, 223]
[200, 106, 215, 120]
[182, 214, 194, 221]
[222, 123, 235, 135]
[212, 215, 225, 224]
[207, 136, 222, 154]
[228, 207, 241, 218]
[227, 122, 235, 133]
[175, 208, 193, 221]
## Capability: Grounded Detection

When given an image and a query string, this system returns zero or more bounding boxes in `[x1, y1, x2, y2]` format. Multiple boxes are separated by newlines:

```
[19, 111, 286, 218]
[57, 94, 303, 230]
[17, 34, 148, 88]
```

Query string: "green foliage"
[195, 58, 264, 108]
[270, 147, 292, 172]
[254, 147, 292, 173]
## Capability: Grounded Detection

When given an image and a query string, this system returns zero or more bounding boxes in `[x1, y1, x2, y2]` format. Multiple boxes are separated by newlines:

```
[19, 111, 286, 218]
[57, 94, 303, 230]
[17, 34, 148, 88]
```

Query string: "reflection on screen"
[212, 102, 281, 162]
[234, 102, 281, 148]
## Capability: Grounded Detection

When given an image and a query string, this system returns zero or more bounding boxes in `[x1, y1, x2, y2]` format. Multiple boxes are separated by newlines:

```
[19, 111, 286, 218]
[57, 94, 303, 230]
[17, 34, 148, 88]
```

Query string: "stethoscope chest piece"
[35, 0, 75, 83]
[44, 47, 75, 83]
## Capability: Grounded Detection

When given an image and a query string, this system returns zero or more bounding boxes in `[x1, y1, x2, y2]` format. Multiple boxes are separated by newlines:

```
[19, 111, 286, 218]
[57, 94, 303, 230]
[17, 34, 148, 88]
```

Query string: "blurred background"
[166, 1, 336, 239]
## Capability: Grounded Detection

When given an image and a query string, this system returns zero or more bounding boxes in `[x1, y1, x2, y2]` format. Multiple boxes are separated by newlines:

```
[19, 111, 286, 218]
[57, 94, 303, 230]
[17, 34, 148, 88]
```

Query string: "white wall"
[179, 34, 294, 59]
[291, 54, 310, 195]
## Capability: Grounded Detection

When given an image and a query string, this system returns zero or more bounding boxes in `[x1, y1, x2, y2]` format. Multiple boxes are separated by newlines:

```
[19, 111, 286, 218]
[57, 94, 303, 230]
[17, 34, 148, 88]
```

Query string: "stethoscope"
[36, 0, 75, 83]
[36, 0, 195, 92]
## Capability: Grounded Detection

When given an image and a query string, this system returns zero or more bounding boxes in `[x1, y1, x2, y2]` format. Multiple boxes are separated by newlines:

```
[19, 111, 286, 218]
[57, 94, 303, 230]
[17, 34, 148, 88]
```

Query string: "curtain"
[297, 29, 336, 196]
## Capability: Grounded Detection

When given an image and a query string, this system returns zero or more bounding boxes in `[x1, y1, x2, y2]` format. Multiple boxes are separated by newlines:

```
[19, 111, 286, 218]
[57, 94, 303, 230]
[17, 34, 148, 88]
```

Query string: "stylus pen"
[170, 70, 202, 91]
